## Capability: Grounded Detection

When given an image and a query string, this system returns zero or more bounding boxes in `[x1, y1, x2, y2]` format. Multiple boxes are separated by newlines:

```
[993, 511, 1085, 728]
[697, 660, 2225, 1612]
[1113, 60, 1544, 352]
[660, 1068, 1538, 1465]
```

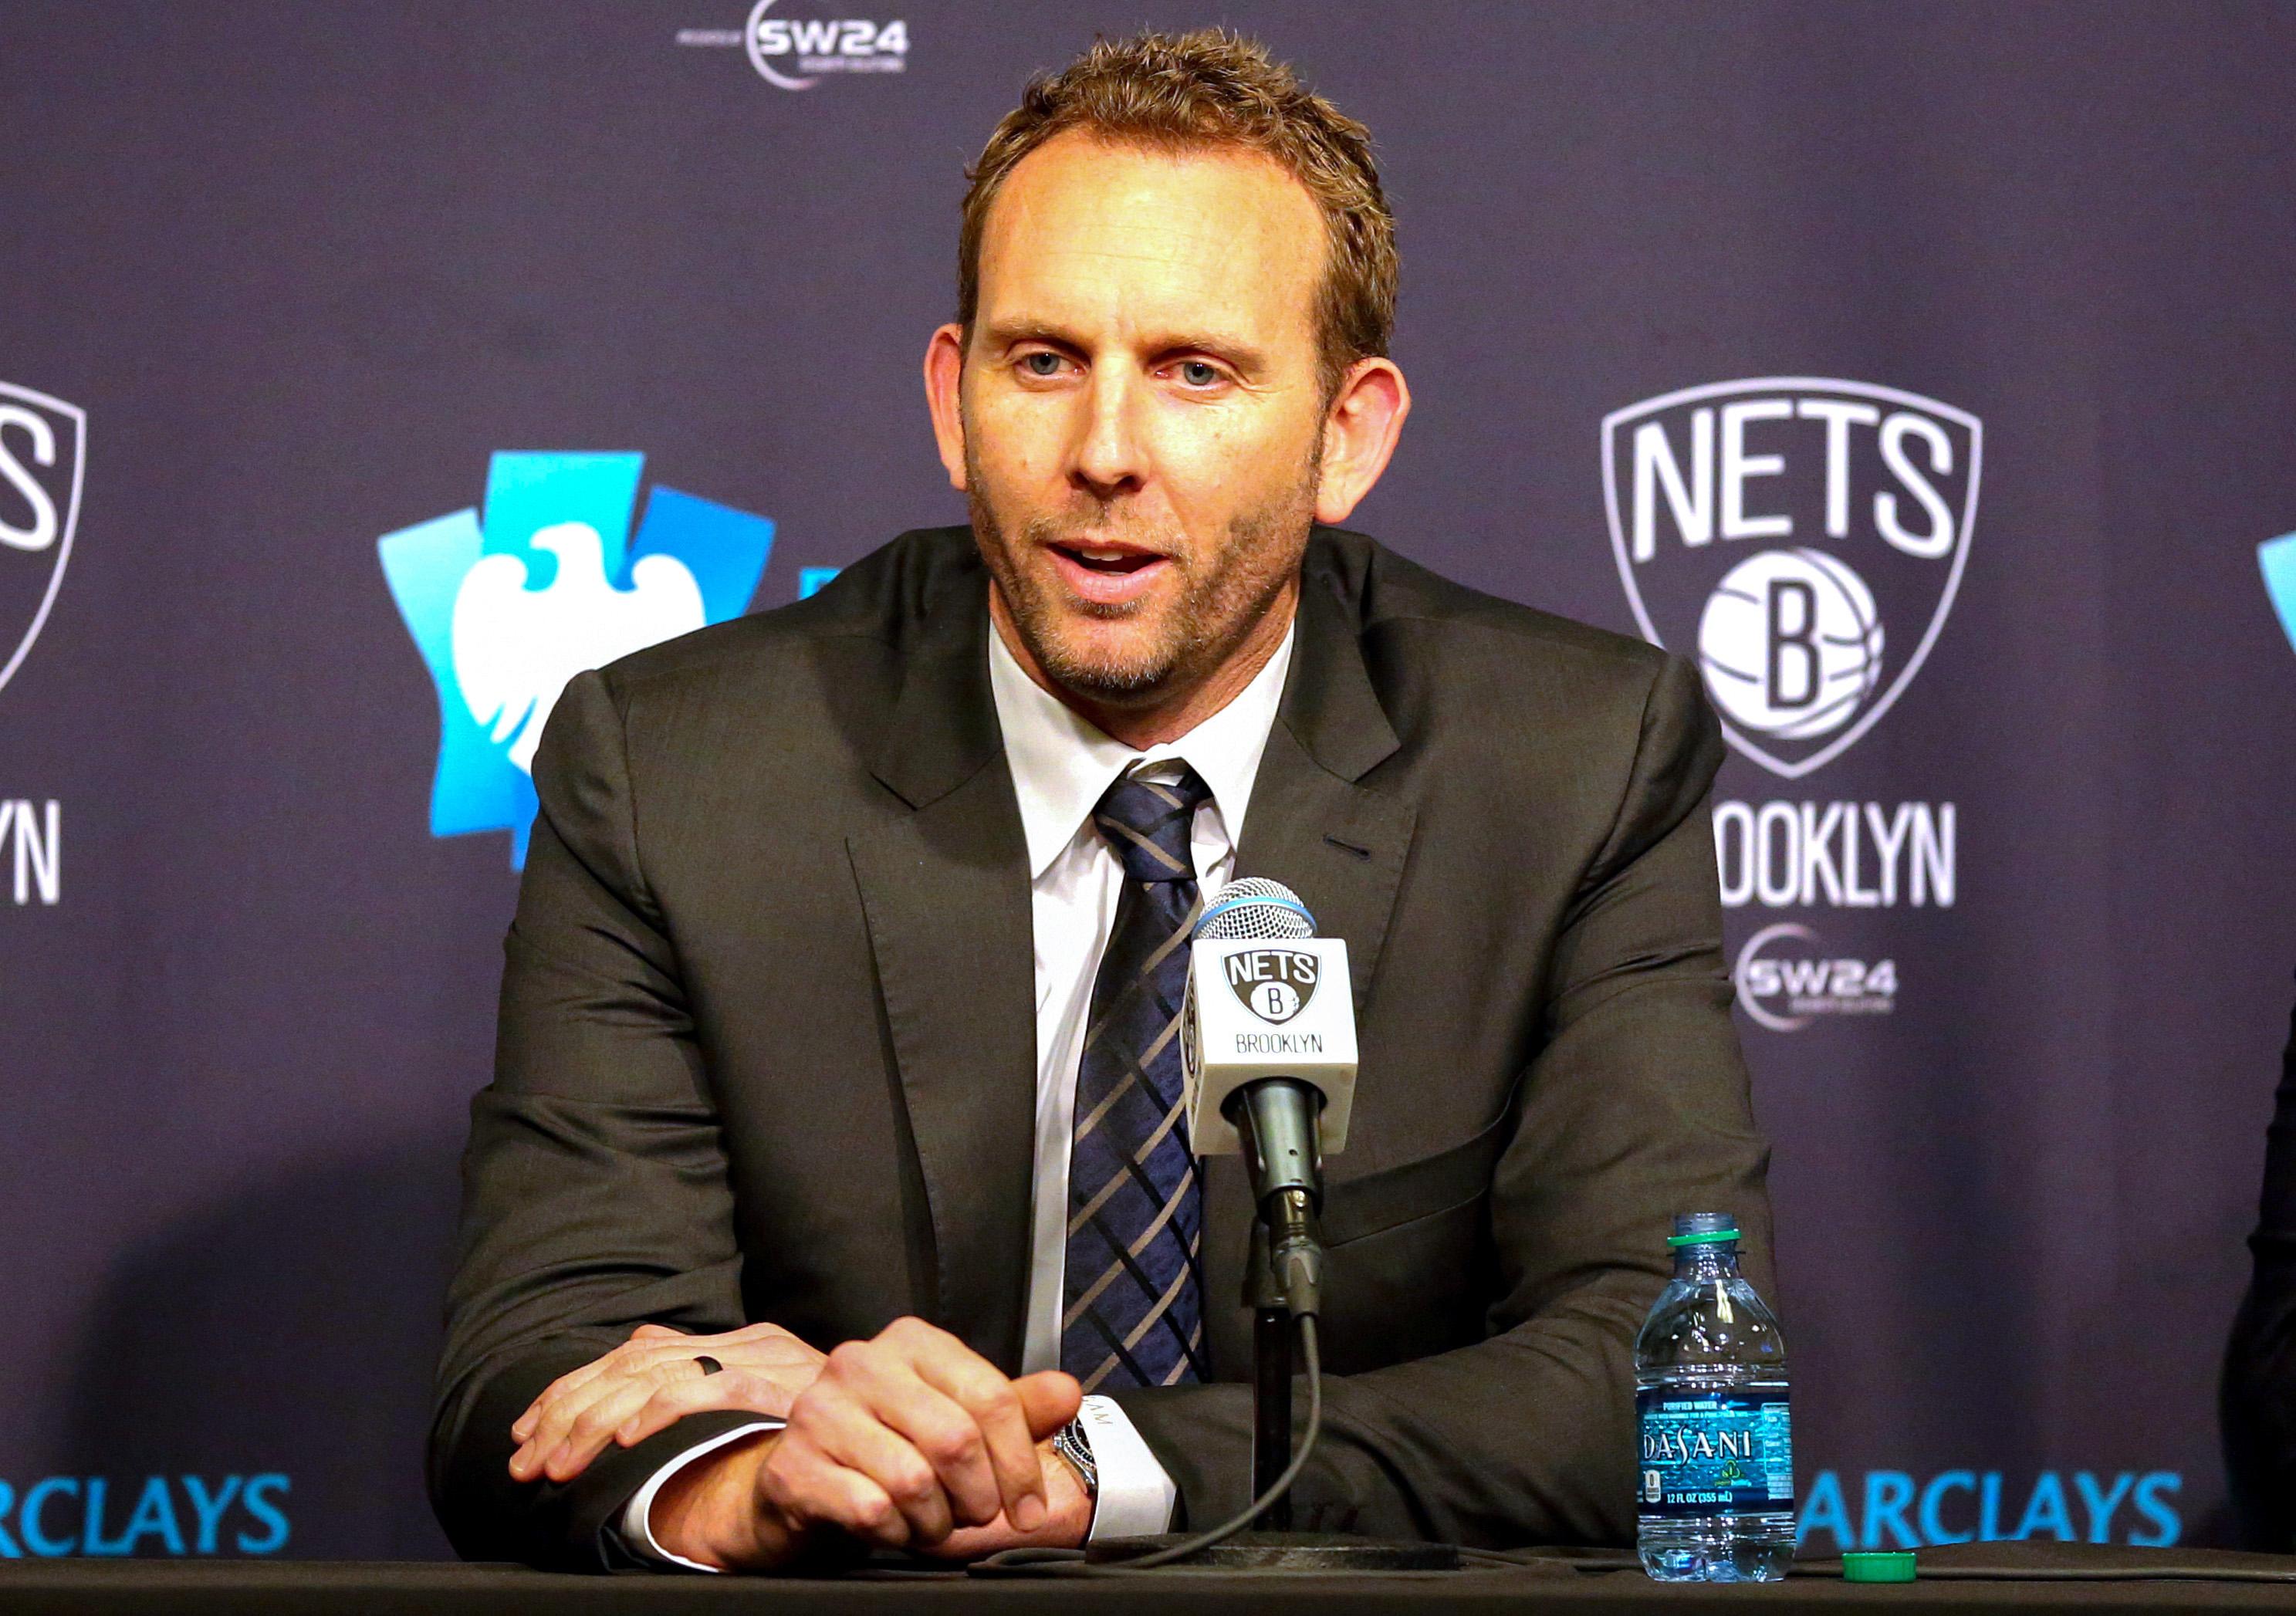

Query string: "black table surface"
[5, 1546, 2296, 1616]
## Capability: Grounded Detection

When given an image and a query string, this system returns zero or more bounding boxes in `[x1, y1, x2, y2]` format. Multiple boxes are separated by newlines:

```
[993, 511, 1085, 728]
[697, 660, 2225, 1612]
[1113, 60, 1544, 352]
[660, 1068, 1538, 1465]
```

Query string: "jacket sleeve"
[2223, 978, 2296, 1550]
[1109, 653, 1776, 1549]
[427, 668, 758, 1569]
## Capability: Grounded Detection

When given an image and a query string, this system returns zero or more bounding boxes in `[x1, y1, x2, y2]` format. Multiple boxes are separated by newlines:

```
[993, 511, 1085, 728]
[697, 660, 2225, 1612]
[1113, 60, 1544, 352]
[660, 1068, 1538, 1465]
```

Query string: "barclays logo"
[1797, 1469, 2179, 1552]
[0, 1472, 288, 1557]
[378, 453, 773, 867]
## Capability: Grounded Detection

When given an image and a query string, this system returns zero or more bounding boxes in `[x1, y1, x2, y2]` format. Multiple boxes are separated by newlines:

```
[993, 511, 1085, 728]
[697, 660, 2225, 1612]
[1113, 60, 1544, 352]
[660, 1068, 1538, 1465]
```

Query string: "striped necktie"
[1060, 766, 1213, 1391]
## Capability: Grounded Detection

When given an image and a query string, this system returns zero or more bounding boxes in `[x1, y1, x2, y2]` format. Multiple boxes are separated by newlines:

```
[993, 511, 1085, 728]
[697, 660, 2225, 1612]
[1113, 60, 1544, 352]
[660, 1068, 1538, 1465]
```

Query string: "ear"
[1314, 357, 1411, 526]
[924, 323, 969, 492]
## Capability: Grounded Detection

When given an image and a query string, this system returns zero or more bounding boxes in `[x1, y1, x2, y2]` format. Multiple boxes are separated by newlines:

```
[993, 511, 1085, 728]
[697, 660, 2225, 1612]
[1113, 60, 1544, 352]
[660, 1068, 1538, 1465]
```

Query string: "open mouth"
[1049, 542, 1163, 576]
[1041, 539, 1173, 604]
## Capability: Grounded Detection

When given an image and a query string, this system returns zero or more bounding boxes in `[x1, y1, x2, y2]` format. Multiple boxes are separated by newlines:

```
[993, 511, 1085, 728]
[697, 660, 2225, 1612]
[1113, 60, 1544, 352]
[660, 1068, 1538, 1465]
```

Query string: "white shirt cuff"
[615, 1420, 782, 1570]
[1076, 1395, 1178, 1540]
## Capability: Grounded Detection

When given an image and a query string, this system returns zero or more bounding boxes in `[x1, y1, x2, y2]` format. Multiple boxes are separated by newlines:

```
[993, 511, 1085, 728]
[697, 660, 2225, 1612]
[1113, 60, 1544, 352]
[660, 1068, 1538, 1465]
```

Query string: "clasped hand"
[509, 1317, 1087, 1569]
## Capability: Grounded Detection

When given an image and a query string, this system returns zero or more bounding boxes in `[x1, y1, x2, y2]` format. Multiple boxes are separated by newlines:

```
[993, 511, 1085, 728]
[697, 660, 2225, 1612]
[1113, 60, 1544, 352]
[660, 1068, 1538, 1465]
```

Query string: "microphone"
[1182, 877, 1358, 1317]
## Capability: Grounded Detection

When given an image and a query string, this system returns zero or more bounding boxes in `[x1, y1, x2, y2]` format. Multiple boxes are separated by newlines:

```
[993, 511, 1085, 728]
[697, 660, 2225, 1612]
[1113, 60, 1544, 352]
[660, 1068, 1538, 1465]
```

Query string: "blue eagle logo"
[378, 452, 773, 867]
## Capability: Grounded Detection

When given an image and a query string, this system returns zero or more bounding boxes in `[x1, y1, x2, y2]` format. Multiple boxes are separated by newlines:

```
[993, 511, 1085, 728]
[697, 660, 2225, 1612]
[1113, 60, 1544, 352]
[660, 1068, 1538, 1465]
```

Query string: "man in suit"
[428, 29, 1774, 1573]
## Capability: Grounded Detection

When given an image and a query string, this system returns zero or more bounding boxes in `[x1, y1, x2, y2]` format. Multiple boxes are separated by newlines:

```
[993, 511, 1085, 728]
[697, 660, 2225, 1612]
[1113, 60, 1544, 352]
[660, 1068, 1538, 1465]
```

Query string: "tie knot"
[1094, 767, 1212, 884]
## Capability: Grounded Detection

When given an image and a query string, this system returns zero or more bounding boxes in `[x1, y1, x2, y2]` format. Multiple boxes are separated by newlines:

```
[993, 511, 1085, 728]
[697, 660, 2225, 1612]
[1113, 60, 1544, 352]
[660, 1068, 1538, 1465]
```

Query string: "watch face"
[1055, 1421, 1099, 1492]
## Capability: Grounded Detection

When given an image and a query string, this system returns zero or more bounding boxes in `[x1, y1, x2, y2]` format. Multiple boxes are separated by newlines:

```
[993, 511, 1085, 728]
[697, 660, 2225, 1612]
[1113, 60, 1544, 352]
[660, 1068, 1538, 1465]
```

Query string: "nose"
[1070, 365, 1148, 497]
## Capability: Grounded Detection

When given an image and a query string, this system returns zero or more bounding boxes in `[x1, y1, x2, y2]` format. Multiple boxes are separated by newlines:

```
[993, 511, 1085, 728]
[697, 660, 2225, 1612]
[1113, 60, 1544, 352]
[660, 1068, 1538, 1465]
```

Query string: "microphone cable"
[972, 1314, 1323, 1577]
[1101, 1313, 1323, 1570]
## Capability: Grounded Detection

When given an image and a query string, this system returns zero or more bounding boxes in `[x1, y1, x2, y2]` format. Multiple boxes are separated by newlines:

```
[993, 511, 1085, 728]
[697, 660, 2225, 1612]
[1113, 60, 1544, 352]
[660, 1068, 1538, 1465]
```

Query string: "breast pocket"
[1314, 1104, 1516, 1374]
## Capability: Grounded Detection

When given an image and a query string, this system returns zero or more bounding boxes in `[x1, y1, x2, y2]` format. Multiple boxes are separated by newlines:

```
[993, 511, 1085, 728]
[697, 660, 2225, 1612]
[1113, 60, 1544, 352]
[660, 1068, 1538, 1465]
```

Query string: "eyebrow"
[977, 318, 1271, 373]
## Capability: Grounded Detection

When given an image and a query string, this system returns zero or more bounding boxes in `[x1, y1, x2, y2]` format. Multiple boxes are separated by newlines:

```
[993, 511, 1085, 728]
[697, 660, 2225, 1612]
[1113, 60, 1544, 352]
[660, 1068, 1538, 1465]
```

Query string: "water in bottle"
[1634, 1211, 1793, 1582]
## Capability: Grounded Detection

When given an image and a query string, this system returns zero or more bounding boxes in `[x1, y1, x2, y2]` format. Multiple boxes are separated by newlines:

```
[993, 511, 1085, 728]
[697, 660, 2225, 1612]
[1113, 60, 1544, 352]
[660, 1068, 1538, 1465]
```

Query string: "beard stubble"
[965, 434, 1320, 708]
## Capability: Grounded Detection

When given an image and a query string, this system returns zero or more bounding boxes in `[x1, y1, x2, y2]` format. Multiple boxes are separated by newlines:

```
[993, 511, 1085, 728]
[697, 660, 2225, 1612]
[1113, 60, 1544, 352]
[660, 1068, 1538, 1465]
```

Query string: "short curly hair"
[958, 29, 1397, 398]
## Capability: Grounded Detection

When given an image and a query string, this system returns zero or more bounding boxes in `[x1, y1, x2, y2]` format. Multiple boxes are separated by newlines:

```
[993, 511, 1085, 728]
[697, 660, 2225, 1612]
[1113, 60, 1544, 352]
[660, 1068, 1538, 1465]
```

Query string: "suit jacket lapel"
[1201, 535, 1419, 1362]
[1239, 531, 1418, 1020]
[847, 564, 1037, 1373]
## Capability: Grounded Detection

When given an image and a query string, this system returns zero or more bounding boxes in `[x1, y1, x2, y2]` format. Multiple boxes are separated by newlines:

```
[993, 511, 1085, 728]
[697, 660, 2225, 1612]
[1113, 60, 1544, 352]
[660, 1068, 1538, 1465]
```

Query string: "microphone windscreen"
[1196, 877, 1315, 942]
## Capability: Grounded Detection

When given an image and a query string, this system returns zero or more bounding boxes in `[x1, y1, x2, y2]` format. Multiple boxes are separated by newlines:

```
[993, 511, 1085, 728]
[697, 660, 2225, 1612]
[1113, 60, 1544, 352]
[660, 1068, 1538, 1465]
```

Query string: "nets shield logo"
[1225, 948, 1320, 1024]
[1604, 379, 1980, 778]
[0, 382, 86, 703]
[377, 452, 773, 867]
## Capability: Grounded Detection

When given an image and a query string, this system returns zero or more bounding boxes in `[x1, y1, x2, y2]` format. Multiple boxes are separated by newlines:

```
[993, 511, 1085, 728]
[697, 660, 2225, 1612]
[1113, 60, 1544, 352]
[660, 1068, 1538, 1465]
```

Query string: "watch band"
[1051, 1416, 1100, 1497]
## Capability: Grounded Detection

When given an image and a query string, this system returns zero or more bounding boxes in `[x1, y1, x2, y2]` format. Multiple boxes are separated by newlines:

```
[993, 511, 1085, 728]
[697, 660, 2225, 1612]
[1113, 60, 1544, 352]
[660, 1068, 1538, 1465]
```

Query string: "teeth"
[1080, 549, 1128, 561]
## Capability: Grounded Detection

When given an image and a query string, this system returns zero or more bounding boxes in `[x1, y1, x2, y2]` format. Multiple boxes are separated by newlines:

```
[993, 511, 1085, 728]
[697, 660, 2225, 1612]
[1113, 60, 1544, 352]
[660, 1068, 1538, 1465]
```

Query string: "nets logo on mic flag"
[377, 453, 773, 867]
[1603, 379, 1981, 779]
[1225, 948, 1321, 1023]
[1182, 881, 1357, 1158]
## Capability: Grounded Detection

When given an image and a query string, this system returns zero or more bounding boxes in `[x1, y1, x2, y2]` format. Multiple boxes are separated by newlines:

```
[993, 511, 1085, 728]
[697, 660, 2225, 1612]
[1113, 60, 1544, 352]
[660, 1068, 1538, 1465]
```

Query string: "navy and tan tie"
[1060, 767, 1213, 1391]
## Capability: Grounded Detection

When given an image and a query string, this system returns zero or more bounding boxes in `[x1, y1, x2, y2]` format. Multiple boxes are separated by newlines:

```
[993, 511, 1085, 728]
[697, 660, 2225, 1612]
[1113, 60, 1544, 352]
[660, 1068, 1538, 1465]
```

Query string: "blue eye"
[1022, 352, 1063, 377]
[1178, 361, 1219, 387]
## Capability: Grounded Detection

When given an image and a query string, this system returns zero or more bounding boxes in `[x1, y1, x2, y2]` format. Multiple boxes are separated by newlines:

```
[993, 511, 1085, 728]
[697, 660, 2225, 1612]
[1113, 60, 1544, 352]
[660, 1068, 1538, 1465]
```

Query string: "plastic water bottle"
[1634, 1212, 1794, 1581]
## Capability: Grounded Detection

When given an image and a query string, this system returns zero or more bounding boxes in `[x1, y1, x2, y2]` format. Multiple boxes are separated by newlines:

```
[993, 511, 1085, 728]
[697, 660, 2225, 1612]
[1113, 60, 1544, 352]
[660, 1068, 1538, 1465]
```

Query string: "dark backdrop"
[3, 0, 2292, 1560]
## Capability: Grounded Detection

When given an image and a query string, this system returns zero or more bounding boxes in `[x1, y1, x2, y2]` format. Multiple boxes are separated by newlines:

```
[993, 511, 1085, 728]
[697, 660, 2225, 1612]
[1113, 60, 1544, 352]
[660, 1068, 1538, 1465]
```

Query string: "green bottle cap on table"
[1841, 1550, 1917, 1582]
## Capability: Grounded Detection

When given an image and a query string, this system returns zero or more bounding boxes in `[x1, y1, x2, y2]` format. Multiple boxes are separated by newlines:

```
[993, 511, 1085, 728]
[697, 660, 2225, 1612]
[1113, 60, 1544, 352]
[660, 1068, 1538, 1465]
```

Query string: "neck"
[989, 579, 1297, 749]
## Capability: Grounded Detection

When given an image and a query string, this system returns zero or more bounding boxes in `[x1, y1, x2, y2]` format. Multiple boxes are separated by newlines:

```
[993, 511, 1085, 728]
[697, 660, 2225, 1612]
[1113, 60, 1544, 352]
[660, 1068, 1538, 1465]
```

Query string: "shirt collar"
[989, 615, 1296, 881]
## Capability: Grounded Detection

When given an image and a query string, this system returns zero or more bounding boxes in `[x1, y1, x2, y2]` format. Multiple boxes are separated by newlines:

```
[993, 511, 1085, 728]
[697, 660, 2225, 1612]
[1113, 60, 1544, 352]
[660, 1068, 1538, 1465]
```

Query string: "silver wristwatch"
[1050, 1415, 1099, 1498]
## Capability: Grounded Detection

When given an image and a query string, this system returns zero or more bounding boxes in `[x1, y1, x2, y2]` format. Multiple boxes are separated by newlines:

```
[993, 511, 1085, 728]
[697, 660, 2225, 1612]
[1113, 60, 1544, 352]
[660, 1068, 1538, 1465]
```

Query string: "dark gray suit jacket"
[428, 525, 1775, 1570]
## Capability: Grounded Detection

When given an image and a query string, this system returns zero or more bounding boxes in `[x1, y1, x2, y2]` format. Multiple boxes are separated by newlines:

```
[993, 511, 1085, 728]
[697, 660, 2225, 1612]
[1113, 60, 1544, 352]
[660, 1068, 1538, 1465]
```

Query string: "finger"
[515, 1375, 615, 1478]
[509, 1326, 761, 1462]
[763, 1436, 909, 1548]
[521, 1348, 695, 1481]
[1015, 1371, 1084, 1439]
[800, 1378, 958, 1544]
[514, 1363, 604, 1445]
[837, 1342, 1005, 1530]
[513, 1333, 673, 1445]
[547, 1357, 719, 1482]
[911, 1349, 1048, 1530]
[514, 1374, 621, 1480]
[614, 1368, 803, 1450]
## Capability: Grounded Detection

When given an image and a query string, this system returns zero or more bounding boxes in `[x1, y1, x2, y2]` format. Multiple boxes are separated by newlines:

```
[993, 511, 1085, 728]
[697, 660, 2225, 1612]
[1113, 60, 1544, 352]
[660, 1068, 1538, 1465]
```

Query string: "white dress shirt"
[620, 613, 1296, 1568]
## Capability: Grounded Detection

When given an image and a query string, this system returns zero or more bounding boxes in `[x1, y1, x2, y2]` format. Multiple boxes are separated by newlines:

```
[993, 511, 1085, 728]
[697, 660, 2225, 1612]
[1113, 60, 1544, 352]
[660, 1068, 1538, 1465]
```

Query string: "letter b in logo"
[1698, 548, 1884, 742]
[1224, 948, 1319, 1024]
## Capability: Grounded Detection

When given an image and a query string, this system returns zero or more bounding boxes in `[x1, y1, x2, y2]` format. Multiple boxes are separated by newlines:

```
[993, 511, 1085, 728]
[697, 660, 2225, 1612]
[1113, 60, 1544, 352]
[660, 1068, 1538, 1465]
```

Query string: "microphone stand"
[1093, 1087, 1459, 1570]
[1247, 1207, 1295, 1529]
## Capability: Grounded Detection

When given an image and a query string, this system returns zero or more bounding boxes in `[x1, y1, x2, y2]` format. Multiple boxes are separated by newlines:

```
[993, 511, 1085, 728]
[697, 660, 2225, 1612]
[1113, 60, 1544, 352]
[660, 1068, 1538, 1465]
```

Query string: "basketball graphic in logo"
[1696, 549, 1884, 741]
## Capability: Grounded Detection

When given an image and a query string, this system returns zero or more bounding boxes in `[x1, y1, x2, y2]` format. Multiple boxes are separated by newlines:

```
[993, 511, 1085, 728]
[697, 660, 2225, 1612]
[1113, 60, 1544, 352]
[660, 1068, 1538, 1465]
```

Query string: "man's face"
[953, 133, 1332, 706]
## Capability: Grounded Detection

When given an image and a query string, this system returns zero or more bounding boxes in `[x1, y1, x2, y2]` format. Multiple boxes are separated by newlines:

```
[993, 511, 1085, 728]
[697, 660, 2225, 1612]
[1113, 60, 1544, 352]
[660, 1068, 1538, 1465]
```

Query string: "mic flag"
[1182, 877, 1359, 1158]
